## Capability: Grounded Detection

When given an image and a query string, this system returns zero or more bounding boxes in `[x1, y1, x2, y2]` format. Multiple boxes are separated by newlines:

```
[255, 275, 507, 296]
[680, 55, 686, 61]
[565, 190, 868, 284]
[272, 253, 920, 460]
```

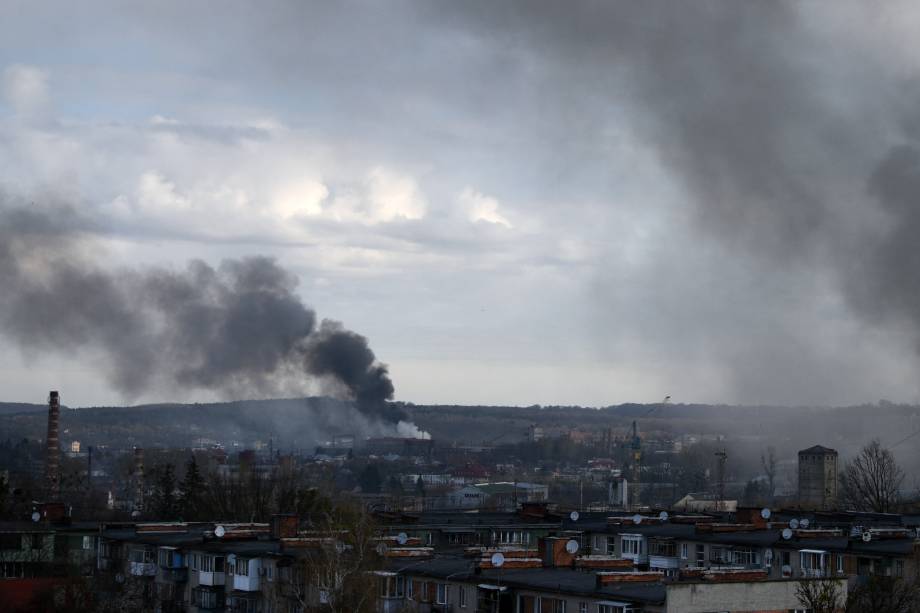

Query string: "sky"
[2, 1, 920, 408]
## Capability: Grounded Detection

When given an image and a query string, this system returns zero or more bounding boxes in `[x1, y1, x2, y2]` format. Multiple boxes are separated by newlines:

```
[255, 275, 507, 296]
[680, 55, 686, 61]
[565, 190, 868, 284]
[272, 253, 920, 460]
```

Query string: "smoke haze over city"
[3, 2, 920, 407]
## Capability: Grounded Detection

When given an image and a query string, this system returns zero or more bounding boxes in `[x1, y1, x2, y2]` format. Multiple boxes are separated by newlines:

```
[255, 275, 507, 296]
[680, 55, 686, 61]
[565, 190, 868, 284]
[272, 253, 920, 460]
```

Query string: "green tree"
[149, 463, 178, 519]
[178, 456, 207, 520]
[358, 464, 382, 494]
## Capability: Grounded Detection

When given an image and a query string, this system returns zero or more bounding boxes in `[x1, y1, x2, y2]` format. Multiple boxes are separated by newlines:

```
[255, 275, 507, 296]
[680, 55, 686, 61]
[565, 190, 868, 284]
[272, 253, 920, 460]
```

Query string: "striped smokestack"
[133, 447, 144, 513]
[44, 391, 60, 500]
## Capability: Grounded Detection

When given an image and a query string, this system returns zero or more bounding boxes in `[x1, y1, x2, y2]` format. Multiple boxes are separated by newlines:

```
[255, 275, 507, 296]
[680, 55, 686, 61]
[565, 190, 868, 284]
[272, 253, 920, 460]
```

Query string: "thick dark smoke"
[440, 2, 920, 396]
[0, 203, 404, 422]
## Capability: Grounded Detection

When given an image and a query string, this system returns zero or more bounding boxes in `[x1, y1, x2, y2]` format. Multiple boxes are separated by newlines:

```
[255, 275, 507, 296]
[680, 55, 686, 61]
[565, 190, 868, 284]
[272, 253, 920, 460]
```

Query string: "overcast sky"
[2, 1, 920, 408]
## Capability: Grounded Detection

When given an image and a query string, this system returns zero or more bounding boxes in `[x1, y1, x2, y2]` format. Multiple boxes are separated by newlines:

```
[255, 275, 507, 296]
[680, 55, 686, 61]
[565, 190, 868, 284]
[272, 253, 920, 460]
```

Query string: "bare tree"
[846, 575, 920, 613]
[796, 578, 843, 613]
[761, 446, 777, 503]
[840, 439, 904, 513]
[272, 505, 382, 613]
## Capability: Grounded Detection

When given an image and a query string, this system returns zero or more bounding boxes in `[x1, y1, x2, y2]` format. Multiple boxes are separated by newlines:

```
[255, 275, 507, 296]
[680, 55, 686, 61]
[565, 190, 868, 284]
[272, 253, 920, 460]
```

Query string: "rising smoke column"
[444, 2, 920, 397]
[0, 201, 402, 420]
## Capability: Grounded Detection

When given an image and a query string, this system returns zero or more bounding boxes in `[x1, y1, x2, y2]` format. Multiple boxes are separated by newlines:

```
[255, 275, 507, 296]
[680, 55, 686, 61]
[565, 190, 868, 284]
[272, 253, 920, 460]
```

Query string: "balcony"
[158, 567, 188, 582]
[198, 570, 226, 586]
[129, 561, 157, 576]
[377, 597, 406, 613]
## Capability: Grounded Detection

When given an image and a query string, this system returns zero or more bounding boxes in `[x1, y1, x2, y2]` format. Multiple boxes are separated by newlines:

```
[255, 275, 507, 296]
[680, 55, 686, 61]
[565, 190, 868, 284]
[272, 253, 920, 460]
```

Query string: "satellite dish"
[214, 525, 226, 538]
[659, 511, 669, 522]
[565, 539, 580, 554]
[115, 573, 125, 584]
[376, 543, 388, 556]
[396, 532, 408, 546]
[782, 528, 793, 540]
[760, 508, 771, 520]
[335, 540, 346, 554]
[862, 531, 872, 543]
[570, 511, 580, 522]
[789, 519, 800, 530]
[800, 518, 810, 529]
[491, 552, 505, 568]
[131, 510, 140, 519]
[227, 554, 236, 564]
[633, 514, 643, 525]
[31, 511, 40, 523]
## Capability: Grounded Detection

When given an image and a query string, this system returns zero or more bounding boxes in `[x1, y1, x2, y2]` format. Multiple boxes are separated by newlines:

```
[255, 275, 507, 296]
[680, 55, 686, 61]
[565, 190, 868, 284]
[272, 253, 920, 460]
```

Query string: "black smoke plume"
[0, 202, 404, 422]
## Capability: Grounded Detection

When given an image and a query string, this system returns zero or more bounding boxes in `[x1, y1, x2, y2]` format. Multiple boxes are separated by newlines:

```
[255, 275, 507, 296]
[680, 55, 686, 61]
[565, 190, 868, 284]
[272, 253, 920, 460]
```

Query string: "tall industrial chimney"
[44, 391, 61, 500]
[133, 447, 145, 513]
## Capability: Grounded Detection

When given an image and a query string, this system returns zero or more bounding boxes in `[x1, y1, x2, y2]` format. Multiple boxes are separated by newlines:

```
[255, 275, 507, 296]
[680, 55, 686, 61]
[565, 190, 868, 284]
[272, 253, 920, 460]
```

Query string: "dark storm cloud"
[0, 200, 402, 420]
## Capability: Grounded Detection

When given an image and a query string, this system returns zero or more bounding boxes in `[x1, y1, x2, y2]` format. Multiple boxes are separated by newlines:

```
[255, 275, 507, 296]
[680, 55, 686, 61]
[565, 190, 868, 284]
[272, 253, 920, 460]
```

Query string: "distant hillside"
[0, 398, 917, 472]
[0, 402, 49, 416]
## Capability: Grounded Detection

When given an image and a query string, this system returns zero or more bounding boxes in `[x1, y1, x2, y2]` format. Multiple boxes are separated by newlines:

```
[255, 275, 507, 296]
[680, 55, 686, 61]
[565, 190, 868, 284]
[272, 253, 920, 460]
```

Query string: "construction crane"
[631, 395, 671, 509]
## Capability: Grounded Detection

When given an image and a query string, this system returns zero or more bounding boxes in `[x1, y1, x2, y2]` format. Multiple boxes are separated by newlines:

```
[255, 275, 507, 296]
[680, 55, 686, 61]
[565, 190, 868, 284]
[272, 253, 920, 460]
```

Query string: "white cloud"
[272, 179, 328, 217]
[325, 167, 428, 224]
[366, 167, 427, 222]
[2, 64, 49, 117]
[459, 187, 512, 228]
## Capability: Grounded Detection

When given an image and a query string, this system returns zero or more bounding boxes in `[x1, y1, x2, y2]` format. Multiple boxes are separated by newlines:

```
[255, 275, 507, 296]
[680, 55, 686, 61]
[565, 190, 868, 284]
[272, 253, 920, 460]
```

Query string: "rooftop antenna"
[714, 449, 727, 512]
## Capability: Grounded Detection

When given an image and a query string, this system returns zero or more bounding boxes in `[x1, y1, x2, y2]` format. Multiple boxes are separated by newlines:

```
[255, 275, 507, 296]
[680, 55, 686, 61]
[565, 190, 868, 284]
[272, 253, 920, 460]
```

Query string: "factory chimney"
[44, 391, 61, 500]
[133, 447, 145, 514]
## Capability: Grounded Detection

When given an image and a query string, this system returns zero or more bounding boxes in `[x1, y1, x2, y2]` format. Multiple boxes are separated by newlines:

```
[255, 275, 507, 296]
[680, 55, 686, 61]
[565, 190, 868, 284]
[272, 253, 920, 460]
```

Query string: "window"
[130, 548, 154, 564]
[621, 536, 642, 556]
[266, 563, 274, 581]
[498, 530, 524, 544]
[82, 536, 94, 550]
[782, 551, 791, 567]
[189, 553, 199, 571]
[606, 536, 617, 555]
[436, 583, 448, 604]
[710, 546, 730, 564]
[30, 534, 42, 550]
[407, 579, 414, 599]
[200, 555, 225, 573]
[598, 605, 632, 613]
[579, 603, 588, 613]
[540, 598, 565, 613]
[836, 555, 844, 575]
[680, 543, 689, 559]
[193, 588, 223, 609]
[459, 586, 467, 607]
[799, 551, 828, 577]
[235, 559, 249, 576]
[731, 548, 759, 566]
[896, 560, 905, 578]
[649, 540, 676, 557]
[695, 544, 705, 565]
